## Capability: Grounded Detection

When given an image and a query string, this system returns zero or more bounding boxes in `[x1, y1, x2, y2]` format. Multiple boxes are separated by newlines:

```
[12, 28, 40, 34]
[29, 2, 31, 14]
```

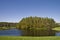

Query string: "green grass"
[0, 36, 60, 40]
[52, 27, 60, 31]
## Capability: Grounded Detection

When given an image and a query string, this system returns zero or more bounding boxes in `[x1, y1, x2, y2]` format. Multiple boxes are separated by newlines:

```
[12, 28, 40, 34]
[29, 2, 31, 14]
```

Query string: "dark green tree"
[17, 16, 56, 30]
[17, 16, 56, 36]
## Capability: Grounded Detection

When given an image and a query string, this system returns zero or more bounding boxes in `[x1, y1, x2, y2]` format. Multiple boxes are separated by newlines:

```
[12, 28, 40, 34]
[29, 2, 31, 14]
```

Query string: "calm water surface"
[0, 29, 60, 36]
[0, 29, 22, 36]
[55, 31, 60, 36]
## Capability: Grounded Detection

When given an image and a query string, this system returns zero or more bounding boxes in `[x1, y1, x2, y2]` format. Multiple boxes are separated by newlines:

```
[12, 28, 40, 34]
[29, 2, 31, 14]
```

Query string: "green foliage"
[17, 16, 56, 30]
[55, 23, 60, 27]
[0, 22, 17, 30]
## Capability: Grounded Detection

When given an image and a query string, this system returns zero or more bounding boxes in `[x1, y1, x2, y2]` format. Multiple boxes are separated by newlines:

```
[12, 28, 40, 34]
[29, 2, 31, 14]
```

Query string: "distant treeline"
[0, 22, 18, 27]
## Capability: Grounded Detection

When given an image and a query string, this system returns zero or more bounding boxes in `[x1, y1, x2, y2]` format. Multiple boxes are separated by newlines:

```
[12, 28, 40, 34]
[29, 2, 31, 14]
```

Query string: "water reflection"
[0, 29, 60, 36]
[22, 30, 56, 36]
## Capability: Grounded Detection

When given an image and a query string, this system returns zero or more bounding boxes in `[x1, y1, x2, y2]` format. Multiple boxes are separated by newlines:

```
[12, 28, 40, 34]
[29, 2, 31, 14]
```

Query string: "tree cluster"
[17, 16, 56, 30]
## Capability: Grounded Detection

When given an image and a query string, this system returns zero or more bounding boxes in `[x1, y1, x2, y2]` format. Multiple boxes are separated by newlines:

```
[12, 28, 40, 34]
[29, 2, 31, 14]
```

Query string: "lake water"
[0, 29, 22, 36]
[55, 31, 60, 36]
[0, 29, 60, 36]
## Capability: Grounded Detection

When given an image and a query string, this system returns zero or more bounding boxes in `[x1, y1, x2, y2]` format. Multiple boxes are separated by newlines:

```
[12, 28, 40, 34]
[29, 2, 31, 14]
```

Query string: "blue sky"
[0, 0, 60, 23]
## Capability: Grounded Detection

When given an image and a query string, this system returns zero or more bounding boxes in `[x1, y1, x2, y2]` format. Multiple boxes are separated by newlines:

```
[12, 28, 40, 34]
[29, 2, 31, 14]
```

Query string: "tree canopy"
[17, 16, 56, 30]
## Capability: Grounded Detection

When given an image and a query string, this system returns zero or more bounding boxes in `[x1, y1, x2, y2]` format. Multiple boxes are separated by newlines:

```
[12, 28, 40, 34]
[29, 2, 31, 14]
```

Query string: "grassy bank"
[0, 36, 60, 40]
[0, 27, 16, 30]
[52, 27, 60, 31]
[0, 27, 9, 30]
